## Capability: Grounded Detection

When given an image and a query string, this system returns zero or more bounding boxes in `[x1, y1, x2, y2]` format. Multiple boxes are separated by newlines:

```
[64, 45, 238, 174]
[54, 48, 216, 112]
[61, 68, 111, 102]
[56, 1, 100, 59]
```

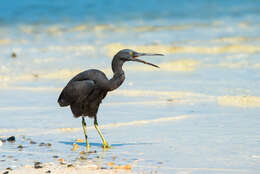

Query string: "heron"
[58, 49, 163, 150]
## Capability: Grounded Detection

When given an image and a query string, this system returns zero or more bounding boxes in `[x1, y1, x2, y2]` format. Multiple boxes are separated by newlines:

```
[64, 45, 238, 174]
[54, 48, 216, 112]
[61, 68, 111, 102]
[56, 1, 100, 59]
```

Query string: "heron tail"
[58, 94, 70, 107]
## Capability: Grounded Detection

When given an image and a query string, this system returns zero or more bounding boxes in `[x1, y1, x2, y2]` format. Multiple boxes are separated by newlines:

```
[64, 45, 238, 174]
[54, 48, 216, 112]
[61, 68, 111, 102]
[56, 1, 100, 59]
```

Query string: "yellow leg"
[82, 117, 90, 151]
[94, 117, 110, 149]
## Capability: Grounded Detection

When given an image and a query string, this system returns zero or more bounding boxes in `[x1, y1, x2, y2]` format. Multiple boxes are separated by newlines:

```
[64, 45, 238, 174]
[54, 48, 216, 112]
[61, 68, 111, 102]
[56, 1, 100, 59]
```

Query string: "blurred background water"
[0, 0, 260, 173]
[1, 0, 260, 24]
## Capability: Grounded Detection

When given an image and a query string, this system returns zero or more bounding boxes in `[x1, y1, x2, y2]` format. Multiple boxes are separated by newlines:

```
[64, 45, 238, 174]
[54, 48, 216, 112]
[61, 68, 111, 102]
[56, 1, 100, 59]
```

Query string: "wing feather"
[58, 80, 94, 107]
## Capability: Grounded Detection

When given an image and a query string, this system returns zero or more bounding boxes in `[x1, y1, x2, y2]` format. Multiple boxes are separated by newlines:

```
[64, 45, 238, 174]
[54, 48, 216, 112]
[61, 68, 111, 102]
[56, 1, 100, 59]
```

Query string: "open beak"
[129, 52, 163, 68]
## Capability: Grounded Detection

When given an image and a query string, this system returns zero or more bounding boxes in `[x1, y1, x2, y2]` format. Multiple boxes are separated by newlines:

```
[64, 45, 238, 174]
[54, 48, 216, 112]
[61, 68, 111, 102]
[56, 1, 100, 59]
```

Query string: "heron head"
[115, 49, 163, 68]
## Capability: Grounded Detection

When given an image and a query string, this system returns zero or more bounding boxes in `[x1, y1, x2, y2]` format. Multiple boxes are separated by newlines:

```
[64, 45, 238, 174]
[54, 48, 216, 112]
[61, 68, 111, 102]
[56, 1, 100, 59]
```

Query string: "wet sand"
[1, 1, 260, 173]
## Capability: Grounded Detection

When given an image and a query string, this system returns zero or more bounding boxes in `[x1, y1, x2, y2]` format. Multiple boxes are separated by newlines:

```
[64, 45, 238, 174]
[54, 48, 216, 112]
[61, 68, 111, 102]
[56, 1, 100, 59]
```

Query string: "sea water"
[0, 0, 260, 173]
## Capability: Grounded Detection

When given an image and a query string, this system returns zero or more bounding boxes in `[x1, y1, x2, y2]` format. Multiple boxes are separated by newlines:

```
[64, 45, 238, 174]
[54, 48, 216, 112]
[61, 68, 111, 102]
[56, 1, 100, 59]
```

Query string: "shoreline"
[1, 161, 134, 174]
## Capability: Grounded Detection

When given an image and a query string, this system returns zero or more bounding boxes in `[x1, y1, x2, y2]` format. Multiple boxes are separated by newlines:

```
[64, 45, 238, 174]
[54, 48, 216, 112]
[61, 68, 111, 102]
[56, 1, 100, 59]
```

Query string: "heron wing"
[58, 80, 95, 107]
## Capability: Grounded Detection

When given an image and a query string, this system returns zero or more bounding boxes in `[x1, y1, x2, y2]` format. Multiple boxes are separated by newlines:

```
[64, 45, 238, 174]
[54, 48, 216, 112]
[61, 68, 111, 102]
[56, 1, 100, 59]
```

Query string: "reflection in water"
[60, 141, 153, 147]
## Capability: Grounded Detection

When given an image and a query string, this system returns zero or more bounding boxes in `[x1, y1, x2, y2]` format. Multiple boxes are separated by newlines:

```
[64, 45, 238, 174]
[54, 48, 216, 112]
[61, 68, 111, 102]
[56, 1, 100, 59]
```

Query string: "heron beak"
[130, 52, 163, 68]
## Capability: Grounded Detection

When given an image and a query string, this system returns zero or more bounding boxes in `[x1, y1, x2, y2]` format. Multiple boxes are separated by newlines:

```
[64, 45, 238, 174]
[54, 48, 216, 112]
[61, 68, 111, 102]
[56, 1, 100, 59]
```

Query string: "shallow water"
[1, 1, 260, 173]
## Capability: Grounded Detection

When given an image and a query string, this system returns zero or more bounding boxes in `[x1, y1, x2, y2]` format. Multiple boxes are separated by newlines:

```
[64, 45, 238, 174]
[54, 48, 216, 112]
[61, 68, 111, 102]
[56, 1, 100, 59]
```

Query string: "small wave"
[218, 61, 249, 69]
[212, 37, 256, 44]
[0, 86, 60, 92]
[112, 90, 211, 100]
[17, 23, 212, 35]
[127, 59, 201, 72]
[0, 106, 55, 111]
[106, 43, 260, 56]
[58, 114, 196, 132]
[0, 38, 28, 45]
[0, 69, 82, 83]
[217, 96, 260, 107]
[136, 165, 250, 173]
[0, 39, 12, 45]
[0, 115, 197, 135]
[0, 128, 29, 133]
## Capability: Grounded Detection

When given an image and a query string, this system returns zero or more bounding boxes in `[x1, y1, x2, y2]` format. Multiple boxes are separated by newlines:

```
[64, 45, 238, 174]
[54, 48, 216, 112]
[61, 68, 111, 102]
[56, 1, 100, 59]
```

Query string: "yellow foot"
[102, 142, 111, 149]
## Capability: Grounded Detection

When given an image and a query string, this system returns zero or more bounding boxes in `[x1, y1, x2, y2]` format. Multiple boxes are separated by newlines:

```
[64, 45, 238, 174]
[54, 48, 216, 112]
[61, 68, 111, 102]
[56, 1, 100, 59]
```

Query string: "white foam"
[0, 115, 197, 135]
[217, 96, 260, 107]
[59, 114, 196, 132]
[106, 43, 260, 57]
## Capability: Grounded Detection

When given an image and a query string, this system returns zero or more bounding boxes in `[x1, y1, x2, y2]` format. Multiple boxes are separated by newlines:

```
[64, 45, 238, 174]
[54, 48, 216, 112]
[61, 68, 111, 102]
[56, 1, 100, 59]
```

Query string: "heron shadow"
[59, 141, 153, 147]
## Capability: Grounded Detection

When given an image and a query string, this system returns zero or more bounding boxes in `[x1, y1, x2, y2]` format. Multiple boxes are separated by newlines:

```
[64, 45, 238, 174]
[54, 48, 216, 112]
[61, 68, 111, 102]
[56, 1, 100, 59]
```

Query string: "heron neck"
[108, 58, 125, 91]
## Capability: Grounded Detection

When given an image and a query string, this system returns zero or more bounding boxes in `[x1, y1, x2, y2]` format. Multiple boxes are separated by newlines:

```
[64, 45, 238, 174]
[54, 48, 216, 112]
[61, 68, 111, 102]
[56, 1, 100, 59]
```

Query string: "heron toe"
[102, 142, 111, 149]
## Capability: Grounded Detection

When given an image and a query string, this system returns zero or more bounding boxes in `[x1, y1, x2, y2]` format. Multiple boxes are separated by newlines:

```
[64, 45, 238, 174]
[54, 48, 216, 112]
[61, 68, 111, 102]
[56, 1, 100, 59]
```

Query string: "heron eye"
[129, 51, 133, 57]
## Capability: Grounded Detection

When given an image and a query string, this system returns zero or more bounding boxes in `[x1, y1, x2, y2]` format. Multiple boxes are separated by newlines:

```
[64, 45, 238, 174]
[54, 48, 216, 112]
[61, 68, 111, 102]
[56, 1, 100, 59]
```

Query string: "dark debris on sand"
[11, 52, 16, 58]
[67, 164, 74, 168]
[30, 140, 37, 144]
[17, 145, 23, 149]
[34, 162, 43, 169]
[39, 142, 52, 147]
[7, 136, 15, 143]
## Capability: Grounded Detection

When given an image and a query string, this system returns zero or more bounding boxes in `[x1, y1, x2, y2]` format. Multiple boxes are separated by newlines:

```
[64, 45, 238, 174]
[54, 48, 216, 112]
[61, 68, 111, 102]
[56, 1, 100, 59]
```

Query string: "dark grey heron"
[58, 49, 163, 150]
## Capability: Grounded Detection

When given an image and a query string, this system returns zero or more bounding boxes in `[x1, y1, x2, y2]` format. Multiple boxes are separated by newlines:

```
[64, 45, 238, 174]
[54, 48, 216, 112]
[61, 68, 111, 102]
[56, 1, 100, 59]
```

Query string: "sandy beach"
[1, 0, 260, 173]
[1, 161, 135, 174]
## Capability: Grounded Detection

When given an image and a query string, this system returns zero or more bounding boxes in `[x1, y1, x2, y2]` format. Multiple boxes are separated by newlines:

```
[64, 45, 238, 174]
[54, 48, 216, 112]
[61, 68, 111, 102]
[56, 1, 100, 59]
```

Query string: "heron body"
[58, 49, 162, 150]
[58, 69, 124, 117]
